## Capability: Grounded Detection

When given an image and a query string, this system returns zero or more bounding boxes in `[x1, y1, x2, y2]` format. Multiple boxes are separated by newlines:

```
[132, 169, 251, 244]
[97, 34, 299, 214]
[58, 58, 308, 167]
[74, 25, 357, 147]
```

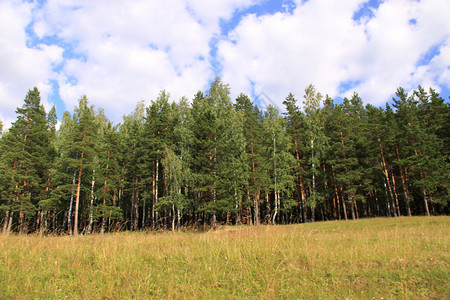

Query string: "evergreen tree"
[1, 88, 50, 233]
[48, 111, 75, 233]
[0, 81, 448, 234]
[120, 101, 145, 229]
[339, 94, 368, 219]
[393, 88, 428, 215]
[410, 87, 449, 214]
[36, 105, 58, 233]
[215, 105, 247, 224]
[58, 96, 99, 235]
[365, 104, 394, 217]
[235, 93, 267, 225]
[95, 119, 122, 234]
[323, 95, 343, 220]
[142, 91, 176, 229]
[283, 93, 309, 222]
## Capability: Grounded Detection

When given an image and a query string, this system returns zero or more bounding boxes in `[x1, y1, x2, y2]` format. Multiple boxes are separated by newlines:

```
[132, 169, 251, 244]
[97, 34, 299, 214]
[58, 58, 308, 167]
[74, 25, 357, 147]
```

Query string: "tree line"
[1, 78, 449, 234]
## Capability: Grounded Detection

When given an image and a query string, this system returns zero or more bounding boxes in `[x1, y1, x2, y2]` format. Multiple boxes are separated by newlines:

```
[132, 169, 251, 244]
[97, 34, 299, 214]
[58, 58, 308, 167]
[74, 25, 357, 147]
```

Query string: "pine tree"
[142, 91, 175, 229]
[365, 104, 394, 217]
[410, 87, 449, 214]
[119, 101, 145, 230]
[0, 131, 11, 229]
[392, 88, 429, 215]
[58, 96, 99, 235]
[215, 105, 247, 225]
[323, 96, 343, 220]
[283, 93, 309, 222]
[1, 88, 50, 233]
[96, 121, 122, 233]
[36, 105, 58, 234]
[235, 93, 267, 225]
[339, 94, 368, 219]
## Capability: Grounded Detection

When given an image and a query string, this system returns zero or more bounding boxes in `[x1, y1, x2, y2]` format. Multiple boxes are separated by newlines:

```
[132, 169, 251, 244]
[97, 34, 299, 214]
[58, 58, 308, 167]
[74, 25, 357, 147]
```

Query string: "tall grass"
[1, 216, 448, 299]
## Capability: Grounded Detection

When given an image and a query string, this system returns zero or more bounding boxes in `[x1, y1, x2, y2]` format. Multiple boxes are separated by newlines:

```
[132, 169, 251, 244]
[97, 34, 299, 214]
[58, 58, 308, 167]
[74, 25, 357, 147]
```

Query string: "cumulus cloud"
[32, 0, 212, 118]
[31, 0, 257, 121]
[2, 0, 256, 126]
[218, 0, 450, 108]
[0, 0, 63, 128]
[1, 0, 449, 129]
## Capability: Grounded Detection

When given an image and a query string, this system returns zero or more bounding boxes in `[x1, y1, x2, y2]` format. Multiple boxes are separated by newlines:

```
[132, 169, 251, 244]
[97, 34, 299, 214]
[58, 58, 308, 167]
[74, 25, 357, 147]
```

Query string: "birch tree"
[264, 105, 294, 224]
[302, 85, 327, 221]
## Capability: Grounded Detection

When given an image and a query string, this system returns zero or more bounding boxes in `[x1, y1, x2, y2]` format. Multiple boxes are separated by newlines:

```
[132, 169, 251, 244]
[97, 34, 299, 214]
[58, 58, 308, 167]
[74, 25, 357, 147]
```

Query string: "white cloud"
[352, 0, 450, 103]
[1, 0, 449, 130]
[0, 0, 63, 129]
[218, 0, 367, 105]
[27, 0, 258, 122]
[186, 0, 256, 29]
[218, 0, 450, 109]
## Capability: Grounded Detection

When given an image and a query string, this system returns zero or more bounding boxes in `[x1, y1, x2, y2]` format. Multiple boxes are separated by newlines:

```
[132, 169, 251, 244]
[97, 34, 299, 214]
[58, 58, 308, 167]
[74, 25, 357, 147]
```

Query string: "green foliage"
[0, 82, 448, 233]
[0, 87, 55, 232]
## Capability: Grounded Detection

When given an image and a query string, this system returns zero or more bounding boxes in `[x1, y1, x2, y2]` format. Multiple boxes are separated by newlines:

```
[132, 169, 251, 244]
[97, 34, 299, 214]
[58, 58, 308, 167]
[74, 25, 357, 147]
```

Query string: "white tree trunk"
[272, 134, 278, 225]
[88, 169, 95, 234]
[67, 170, 76, 235]
[154, 157, 159, 227]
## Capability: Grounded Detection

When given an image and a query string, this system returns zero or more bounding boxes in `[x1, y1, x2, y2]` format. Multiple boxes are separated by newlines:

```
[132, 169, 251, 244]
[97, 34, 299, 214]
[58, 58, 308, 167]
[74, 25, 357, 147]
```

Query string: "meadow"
[1, 217, 448, 299]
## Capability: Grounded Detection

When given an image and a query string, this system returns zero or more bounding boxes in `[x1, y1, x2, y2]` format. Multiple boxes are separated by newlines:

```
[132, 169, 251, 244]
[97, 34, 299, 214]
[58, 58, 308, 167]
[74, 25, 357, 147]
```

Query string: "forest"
[0, 78, 449, 234]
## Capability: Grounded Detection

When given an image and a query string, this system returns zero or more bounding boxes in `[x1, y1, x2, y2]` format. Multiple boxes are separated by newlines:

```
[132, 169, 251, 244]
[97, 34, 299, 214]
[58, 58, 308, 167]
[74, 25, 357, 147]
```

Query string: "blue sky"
[1, 0, 449, 128]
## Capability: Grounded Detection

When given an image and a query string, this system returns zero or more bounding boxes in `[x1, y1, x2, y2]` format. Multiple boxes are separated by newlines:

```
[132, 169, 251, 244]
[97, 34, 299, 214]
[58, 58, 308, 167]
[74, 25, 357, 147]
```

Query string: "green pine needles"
[0, 81, 449, 234]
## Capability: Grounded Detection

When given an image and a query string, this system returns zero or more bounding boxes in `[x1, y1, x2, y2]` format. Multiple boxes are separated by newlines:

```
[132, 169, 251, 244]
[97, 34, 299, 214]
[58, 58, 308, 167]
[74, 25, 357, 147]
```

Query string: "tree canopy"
[1, 82, 449, 234]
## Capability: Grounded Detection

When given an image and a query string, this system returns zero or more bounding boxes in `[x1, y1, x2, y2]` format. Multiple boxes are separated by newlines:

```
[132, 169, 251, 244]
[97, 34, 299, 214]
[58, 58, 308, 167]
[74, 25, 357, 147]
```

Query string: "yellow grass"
[1, 216, 449, 299]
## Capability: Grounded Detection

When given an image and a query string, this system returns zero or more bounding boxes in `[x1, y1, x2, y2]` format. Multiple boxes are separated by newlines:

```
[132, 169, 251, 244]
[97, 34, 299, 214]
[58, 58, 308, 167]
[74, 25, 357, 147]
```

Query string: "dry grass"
[1, 216, 449, 299]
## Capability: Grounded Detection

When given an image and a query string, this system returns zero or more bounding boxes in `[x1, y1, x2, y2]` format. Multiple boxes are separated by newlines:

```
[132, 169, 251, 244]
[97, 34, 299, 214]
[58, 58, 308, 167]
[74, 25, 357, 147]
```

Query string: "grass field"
[1, 217, 449, 299]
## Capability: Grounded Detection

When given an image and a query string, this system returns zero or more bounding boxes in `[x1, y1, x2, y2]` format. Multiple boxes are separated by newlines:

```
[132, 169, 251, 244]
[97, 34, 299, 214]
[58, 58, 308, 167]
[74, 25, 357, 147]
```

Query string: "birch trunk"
[134, 177, 139, 230]
[294, 141, 307, 224]
[310, 139, 316, 222]
[212, 146, 217, 225]
[171, 204, 176, 232]
[88, 169, 95, 234]
[235, 184, 241, 225]
[250, 146, 260, 226]
[340, 185, 348, 220]
[383, 181, 392, 217]
[3, 210, 11, 234]
[423, 190, 430, 216]
[391, 173, 401, 216]
[272, 134, 278, 225]
[177, 187, 181, 230]
[74, 153, 83, 236]
[154, 157, 159, 227]
[378, 136, 396, 217]
[6, 211, 14, 234]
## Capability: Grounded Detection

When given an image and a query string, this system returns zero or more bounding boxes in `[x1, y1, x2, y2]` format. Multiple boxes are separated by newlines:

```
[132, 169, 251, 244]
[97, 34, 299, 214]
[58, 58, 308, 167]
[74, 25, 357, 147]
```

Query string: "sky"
[1, 0, 449, 129]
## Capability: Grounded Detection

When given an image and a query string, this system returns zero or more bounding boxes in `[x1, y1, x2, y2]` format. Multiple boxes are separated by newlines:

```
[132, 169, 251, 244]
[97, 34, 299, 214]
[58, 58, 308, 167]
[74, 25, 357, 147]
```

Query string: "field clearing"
[1, 217, 449, 299]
